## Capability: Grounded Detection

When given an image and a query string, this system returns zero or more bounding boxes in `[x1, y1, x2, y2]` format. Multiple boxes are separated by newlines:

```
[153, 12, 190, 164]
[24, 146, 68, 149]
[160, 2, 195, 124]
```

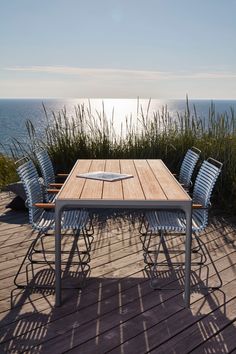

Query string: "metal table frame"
[54, 162, 192, 308]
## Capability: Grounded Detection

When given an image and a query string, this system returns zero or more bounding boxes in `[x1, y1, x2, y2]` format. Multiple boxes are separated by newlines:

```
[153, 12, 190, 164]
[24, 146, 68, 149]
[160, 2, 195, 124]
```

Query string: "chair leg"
[75, 229, 91, 264]
[145, 232, 222, 291]
[29, 230, 92, 265]
[14, 230, 57, 290]
[81, 228, 93, 254]
[139, 214, 147, 236]
[28, 233, 55, 268]
[194, 235, 223, 289]
[193, 235, 207, 265]
[141, 231, 153, 253]
[139, 217, 154, 253]
[85, 217, 95, 236]
[15, 228, 92, 290]
[14, 232, 42, 288]
[143, 231, 208, 267]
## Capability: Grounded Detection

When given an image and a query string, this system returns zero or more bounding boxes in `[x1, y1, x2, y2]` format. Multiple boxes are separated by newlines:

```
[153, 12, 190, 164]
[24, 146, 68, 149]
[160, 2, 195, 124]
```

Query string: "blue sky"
[0, 0, 236, 99]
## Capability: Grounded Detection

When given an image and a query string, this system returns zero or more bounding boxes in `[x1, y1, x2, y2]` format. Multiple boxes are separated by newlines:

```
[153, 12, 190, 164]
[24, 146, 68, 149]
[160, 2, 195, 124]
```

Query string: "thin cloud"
[5, 65, 169, 79]
[4, 65, 236, 80]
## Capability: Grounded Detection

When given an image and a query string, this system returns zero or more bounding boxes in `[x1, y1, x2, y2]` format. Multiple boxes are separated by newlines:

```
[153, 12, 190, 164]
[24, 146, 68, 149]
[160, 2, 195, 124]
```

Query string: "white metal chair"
[141, 157, 223, 289]
[177, 146, 201, 190]
[14, 175, 91, 290]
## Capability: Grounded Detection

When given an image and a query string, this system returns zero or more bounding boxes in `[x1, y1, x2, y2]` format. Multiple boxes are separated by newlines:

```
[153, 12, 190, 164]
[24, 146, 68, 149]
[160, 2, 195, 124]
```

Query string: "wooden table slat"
[148, 159, 191, 200]
[133, 159, 167, 200]
[58, 159, 190, 203]
[58, 159, 91, 200]
[103, 160, 123, 200]
[80, 160, 106, 199]
[120, 160, 145, 200]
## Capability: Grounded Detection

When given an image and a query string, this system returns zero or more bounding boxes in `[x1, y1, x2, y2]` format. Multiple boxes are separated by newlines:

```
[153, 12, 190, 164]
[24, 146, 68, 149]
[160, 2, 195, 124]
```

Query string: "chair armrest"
[34, 203, 55, 209]
[192, 204, 206, 209]
[47, 189, 60, 194]
[57, 173, 68, 177]
[49, 183, 63, 188]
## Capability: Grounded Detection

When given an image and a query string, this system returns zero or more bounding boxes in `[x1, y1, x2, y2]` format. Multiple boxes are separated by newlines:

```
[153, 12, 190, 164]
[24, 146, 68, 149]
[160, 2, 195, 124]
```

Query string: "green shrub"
[0, 154, 18, 189]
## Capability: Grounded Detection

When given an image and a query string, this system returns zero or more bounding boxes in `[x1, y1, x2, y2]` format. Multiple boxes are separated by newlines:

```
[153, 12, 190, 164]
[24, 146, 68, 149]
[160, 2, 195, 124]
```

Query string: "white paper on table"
[77, 171, 133, 182]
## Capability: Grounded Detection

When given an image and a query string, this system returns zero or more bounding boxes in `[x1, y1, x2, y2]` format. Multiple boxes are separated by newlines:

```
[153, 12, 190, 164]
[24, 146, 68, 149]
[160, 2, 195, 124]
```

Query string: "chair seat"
[145, 209, 208, 234]
[34, 209, 89, 233]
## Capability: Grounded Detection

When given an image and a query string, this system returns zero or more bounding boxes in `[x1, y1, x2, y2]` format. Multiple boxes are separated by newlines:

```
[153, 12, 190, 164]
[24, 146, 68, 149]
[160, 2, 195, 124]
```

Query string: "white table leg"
[55, 204, 62, 307]
[184, 203, 192, 308]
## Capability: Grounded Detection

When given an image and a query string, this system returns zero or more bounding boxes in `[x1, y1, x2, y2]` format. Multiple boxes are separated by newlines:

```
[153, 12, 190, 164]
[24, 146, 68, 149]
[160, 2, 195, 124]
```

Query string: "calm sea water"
[1, 98, 236, 154]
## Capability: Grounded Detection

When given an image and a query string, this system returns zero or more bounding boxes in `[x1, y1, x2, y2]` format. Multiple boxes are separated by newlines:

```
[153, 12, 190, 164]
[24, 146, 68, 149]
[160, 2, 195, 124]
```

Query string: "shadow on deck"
[0, 193, 236, 353]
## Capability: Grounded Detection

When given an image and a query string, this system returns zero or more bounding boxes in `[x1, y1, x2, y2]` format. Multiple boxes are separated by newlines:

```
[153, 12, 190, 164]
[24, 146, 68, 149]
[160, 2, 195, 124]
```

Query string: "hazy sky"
[1, 0, 236, 99]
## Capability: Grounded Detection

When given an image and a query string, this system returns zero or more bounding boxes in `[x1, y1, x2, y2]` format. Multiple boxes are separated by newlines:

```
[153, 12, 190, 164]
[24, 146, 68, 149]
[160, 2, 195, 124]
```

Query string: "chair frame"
[141, 157, 223, 290]
[14, 160, 93, 291]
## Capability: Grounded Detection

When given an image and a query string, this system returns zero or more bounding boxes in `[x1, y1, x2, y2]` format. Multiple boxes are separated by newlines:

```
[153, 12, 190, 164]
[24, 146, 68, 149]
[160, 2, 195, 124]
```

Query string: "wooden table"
[55, 159, 192, 307]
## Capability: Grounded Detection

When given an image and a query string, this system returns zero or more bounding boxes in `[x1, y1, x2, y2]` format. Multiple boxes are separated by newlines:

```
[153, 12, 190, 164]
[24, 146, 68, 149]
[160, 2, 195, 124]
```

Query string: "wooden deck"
[1, 192, 236, 353]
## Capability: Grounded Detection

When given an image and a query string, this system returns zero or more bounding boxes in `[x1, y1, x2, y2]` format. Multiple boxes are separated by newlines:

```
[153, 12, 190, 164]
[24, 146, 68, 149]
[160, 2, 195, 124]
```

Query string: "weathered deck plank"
[0, 193, 236, 353]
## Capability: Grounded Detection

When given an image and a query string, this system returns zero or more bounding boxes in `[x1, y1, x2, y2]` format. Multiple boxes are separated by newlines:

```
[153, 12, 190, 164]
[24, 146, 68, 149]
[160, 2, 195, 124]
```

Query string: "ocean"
[1, 98, 236, 154]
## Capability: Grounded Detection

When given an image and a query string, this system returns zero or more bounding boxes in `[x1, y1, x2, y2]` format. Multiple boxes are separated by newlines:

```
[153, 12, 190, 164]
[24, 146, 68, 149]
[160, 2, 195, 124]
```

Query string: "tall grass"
[4, 99, 236, 212]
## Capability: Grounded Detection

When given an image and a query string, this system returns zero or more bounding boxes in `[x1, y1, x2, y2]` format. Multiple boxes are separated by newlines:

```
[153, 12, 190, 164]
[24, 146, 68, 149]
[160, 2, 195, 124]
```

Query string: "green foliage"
[5, 99, 236, 213]
[0, 154, 18, 189]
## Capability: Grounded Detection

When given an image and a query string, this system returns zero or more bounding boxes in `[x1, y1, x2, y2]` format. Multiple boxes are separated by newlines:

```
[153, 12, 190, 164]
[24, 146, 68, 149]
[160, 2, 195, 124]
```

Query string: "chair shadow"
[0, 208, 28, 225]
[0, 264, 235, 353]
[1, 214, 236, 353]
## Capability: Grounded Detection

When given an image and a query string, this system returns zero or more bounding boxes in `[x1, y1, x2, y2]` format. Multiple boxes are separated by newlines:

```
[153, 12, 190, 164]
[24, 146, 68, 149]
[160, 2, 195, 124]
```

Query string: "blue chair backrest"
[16, 159, 44, 226]
[191, 158, 222, 231]
[35, 149, 55, 187]
[193, 158, 222, 208]
[23, 177, 44, 228]
[16, 159, 39, 183]
[16, 158, 51, 202]
[179, 147, 201, 188]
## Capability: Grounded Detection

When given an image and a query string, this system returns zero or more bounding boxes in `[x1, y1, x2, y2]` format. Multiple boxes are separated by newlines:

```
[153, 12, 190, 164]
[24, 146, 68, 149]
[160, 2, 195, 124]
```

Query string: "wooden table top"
[57, 159, 191, 203]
